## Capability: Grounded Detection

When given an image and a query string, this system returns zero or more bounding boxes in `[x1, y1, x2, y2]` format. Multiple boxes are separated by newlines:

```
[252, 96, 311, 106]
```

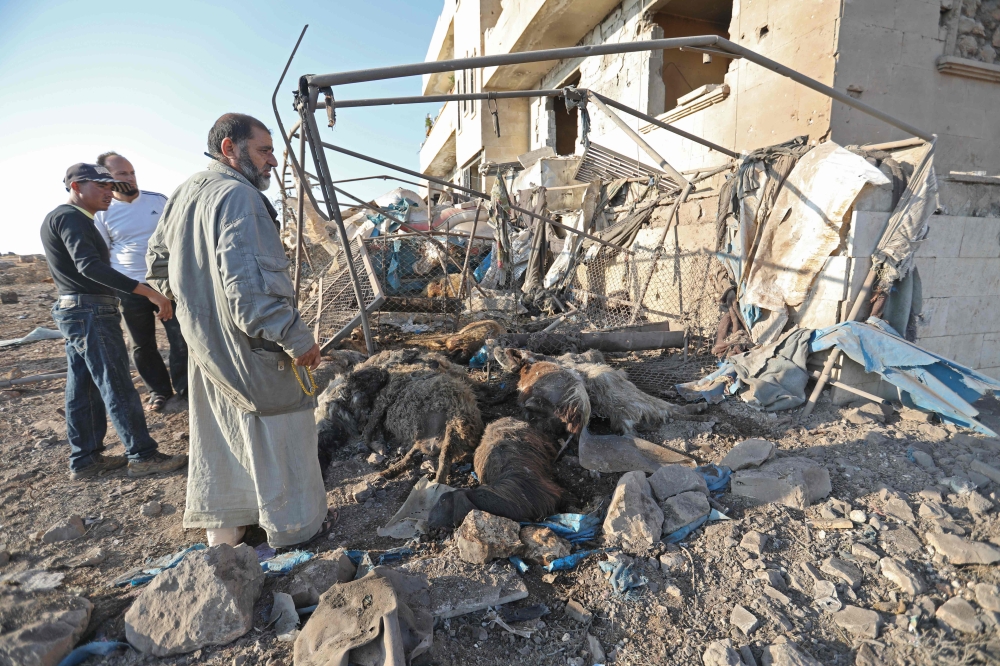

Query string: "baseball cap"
[63, 163, 131, 192]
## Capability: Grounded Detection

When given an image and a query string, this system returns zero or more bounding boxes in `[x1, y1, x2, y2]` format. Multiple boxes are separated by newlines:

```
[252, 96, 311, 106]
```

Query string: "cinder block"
[979, 334, 1000, 370]
[933, 258, 1000, 297]
[945, 296, 1000, 336]
[915, 297, 948, 338]
[917, 218, 965, 258]
[847, 212, 891, 257]
[949, 333, 984, 369]
[913, 258, 937, 298]
[915, 335, 953, 359]
[959, 218, 1000, 258]
[893, 0, 946, 39]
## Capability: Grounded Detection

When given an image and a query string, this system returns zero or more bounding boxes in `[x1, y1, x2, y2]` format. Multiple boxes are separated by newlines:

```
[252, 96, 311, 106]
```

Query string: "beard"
[236, 143, 271, 191]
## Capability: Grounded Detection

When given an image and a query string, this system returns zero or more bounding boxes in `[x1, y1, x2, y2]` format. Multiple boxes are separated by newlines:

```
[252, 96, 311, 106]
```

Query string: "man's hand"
[294, 343, 322, 370]
[133, 283, 173, 321]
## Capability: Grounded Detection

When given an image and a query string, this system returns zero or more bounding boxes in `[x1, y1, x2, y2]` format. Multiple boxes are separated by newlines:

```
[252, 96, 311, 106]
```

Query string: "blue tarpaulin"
[811, 318, 1000, 435]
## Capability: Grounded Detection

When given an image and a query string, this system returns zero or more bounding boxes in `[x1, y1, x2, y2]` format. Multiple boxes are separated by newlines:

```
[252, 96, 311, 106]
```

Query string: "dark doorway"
[553, 73, 581, 155]
[654, 0, 734, 112]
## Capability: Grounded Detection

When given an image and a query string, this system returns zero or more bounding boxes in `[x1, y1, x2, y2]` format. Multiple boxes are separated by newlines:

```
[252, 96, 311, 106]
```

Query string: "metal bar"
[678, 46, 742, 59]
[589, 91, 739, 158]
[306, 36, 722, 88]
[586, 92, 689, 186]
[809, 371, 890, 405]
[713, 38, 935, 142]
[330, 89, 567, 108]
[330, 174, 426, 188]
[859, 137, 926, 152]
[0, 372, 67, 390]
[301, 100, 376, 355]
[320, 141, 622, 250]
[459, 204, 482, 299]
[293, 127, 306, 304]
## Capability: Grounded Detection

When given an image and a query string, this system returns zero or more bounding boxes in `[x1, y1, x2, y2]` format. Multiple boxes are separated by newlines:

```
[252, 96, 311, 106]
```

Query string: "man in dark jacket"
[40, 163, 188, 480]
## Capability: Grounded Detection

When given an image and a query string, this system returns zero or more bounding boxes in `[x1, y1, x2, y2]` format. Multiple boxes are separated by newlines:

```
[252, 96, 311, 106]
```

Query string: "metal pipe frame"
[329, 89, 567, 108]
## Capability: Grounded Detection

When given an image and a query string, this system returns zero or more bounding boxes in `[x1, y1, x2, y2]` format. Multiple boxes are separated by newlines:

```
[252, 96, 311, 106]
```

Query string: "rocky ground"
[1, 256, 1000, 665]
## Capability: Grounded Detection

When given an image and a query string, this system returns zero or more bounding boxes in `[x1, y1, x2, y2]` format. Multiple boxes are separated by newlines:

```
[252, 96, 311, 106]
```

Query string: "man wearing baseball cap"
[40, 163, 188, 480]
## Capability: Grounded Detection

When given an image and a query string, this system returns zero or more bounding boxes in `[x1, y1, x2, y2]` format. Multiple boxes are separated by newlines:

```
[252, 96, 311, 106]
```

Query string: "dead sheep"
[516, 360, 591, 446]
[316, 366, 389, 472]
[428, 417, 563, 528]
[415, 319, 505, 364]
[498, 347, 705, 434]
[425, 273, 464, 298]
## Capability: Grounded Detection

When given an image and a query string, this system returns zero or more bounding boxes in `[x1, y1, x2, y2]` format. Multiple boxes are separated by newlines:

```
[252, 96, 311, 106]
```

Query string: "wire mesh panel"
[297, 237, 384, 350]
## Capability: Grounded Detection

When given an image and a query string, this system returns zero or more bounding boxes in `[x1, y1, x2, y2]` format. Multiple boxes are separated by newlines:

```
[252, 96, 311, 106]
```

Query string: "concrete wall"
[830, 0, 1000, 216]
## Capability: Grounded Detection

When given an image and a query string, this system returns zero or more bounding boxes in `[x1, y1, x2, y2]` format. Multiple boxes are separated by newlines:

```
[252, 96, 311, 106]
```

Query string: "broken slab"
[0, 592, 92, 666]
[935, 596, 982, 634]
[648, 464, 707, 501]
[925, 530, 1000, 565]
[740, 531, 769, 555]
[878, 557, 925, 596]
[456, 511, 522, 564]
[882, 496, 915, 524]
[702, 639, 745, 666]
[396, 557, 528, 619]
[602, 471, 663, 554]
[579, 430, 691, 474]
[720, 439, 775, 471]
[820, 556, 863, 589]
[759, 643, 822, 666]
[125, 544, 264, 657]
[519, 526, 570, 566]
[730, 605, 759, 636]
[833, 605, 881, 638]
[974, 583, 1000, 613]
[730, 457, 831, 510]
[660, 491, 710, 537]
[41, 516, 85, 544]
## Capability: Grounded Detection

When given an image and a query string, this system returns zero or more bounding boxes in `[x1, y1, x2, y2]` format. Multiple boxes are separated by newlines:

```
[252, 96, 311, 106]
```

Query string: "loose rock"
[925, 530, 1000, 565]
[648, 464, 708, 500]
[879, 557, 925, 596]
[730, 457, 831, 510]
[740, 531, 768, 555]
[882, 495, 915, 524]
[564, 599, 592, 623]
[966, 491, 993, 516]
[720, 439, 775, 471]
[974, 583, 1000, 613]
[759, 642, 822, 665]
[703, 639, 745, 666]
[660, 491, 710, 537]
[833, 605, 881, 638]
[587, 633, 606, 663]
[139, 501, 161, 517]
[125, 544, 265, 656]
[603, 471, 663, 554]
[820, 556, 863, 589]
[351, 481, 373, 503]
[286, 549, 357, 608]
[935, 596, 982, 634]
[730, 605, 758, 636]
[456, 510, 522, 564]
[519, 526, 571, 566]
[41, 516, 85, 544]
[0, 593, 92, 666]
[851, 543, 880, 563]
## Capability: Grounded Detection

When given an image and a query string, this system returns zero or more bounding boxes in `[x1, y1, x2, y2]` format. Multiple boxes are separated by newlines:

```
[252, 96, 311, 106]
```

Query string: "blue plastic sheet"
[509, 556, 530, 573]
[664, 514, 709, 544]
[114, 544, 207, 587]
[469, 346, 489, 368]
[544, 549, 600, 572]
[695, 465, 731, 492]
[598, 558, 647, 596]
[57, 641, 128, 666]
[344, 546, 414, 569]
[260, 550, 313, 576]
[474, 249, 492, 282]
[811, 318, 1000, 435]
[525, 513, 602, 544]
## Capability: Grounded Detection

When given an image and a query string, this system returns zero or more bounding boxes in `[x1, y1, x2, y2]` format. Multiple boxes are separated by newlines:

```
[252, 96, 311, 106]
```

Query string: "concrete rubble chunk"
[659, 551, 687, 572]
[586, 634, 606, 664]
[124, 543, 264, 657]
[730, 605, 759, 636]
[720, 439, 775, 471]
[397, 557, 528, 619]
[851, 543, 880, 563]
[899, 407, 933, 422]
[456, 510, 522, 564]
[730, 457, 831, 510]
[520, 526, 571, 566]
[966, 491, 994, 516]
[740, 531, 769, 555]
[648, 464, 708, 501]
[935, 596, 983, 634]
[974, 583, 1000, 613]
[564, 599, 592, 623]
[702, 639, 746, 666]
[820, 556, 863, 589]
[970, 459, 1000, 485]
[833, 605, 881, 638]
[579, 431, 691, 474]
[918, 423, 948, 442]
[878, 557, 925, 596]
[882, 496, 915, 524]
[660, 491, 711, 537]
[602, 471, 663, 554]
[42, 516, 85, 544]
[0, 592, 93, 666]
[925, 530, 1000, 565]
[286, 549, 357, 608]
[755, 569, 786, 591]
[760, 642, 822, 666]
[909, 449, 937, 471]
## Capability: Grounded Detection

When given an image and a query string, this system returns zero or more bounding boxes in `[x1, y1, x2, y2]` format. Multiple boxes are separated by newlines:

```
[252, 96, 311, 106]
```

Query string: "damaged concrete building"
[418, 0, 1000, 391]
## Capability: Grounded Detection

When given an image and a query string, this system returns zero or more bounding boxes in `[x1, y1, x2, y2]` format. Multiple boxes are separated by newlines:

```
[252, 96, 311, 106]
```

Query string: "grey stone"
[564, 599, 592, 623]
[966, 491, 994, 516]
[919, 501, 949, 520]
[918, 423, 948, 442]
[124, 543, 264, 656]
[845, 403, 884, 425]
[731, 605, 759, 635]
[702, 639, 745, 666]
[935, 596, 982, 633]
[851, 543, 880, 563]
[820, 556, 863, 589]
[833, 605, 881, 638]
[760, 642, 822, 666]
[269, 592, 298, 636]
[351, 481, 373, 503]
[66, 547, 106, 569]
[720, 439, 775, 471]
[41, 516, 85, 544]
[740, 531, 768, 555]
[0, 592, 92, 666]
[974, 583, 1000, 613]
[659, 551, 687, 572]
[925, 530, 1000, 565]
[900, 407, 933, 422]
[879, 557, 925, 596]
[880, 525, 923, 556]
[286, 549, 357, 608]
[520, 526, 571, 566]
[762, 585, 791, 606]
[456, 510, 522, 564]
[579, 431, 691, 474]
[648, 464, 707, 501]
[730, 457, 831, 510]
[397, 557, 528, 619]
[740, 645, 757, 666]
[0, 550, 7, 566]
[910, 449, 937, 471]
[755, 569, 786, 591]
[660, 491, 711, 537]
[971, 459, 1000, 485]
[603, 471, 663, 554]
[139, 501, 161, 517]
[587, 634, 606, 664]
[883, 496, 915, 523]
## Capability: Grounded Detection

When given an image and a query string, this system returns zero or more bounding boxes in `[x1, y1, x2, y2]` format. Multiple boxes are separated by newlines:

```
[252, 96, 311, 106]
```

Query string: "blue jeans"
[51, 296, 158, 471]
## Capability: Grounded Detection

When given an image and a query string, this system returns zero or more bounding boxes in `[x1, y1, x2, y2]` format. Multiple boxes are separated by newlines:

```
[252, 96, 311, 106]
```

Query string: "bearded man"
[146, 113, 327, 547]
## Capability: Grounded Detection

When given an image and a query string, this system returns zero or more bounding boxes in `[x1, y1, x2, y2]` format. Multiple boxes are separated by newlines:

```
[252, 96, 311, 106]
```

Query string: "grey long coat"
[146, 161, 316, 415]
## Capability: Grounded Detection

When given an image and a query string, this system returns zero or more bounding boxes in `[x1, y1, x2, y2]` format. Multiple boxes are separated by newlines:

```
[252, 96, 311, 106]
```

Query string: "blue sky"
[0, 0, 444, 254]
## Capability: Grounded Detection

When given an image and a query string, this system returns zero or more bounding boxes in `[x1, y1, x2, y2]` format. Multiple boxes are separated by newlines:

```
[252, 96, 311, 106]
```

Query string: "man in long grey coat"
[146, 113, 327, 548]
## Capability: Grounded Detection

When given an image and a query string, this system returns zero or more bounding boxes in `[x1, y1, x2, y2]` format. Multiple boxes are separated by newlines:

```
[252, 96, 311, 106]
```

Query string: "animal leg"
[434, 421, 469, 484]
[380, 446, 422, 479]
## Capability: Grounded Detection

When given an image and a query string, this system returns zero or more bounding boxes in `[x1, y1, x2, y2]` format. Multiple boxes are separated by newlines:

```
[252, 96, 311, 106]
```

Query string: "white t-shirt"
[94, 191, 169, 283]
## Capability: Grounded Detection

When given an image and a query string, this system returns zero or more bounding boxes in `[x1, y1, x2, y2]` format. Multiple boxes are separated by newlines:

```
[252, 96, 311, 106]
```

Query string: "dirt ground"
[2, 260, 1000, 666]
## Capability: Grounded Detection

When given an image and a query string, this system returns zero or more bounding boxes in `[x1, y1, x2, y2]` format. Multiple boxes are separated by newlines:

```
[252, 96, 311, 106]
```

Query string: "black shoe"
[70, 454, 127, 480]
[128, 451, 188, 477]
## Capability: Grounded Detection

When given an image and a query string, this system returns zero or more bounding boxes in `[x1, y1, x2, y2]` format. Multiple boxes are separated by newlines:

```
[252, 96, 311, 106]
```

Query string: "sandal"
[147, 394, 168, 412]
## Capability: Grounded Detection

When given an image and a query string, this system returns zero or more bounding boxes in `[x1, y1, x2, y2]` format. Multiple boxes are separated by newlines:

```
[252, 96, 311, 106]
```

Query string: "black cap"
[63, 163, 130, 192]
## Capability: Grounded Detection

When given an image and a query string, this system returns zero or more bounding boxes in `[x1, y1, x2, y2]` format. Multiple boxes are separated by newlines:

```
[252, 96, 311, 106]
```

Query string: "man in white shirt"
[94, 152, 187, 412]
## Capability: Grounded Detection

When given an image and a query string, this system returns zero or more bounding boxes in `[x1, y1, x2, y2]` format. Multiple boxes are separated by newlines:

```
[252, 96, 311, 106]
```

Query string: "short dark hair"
[96, 151, 121, 168]
[207, 113, 271, 160]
